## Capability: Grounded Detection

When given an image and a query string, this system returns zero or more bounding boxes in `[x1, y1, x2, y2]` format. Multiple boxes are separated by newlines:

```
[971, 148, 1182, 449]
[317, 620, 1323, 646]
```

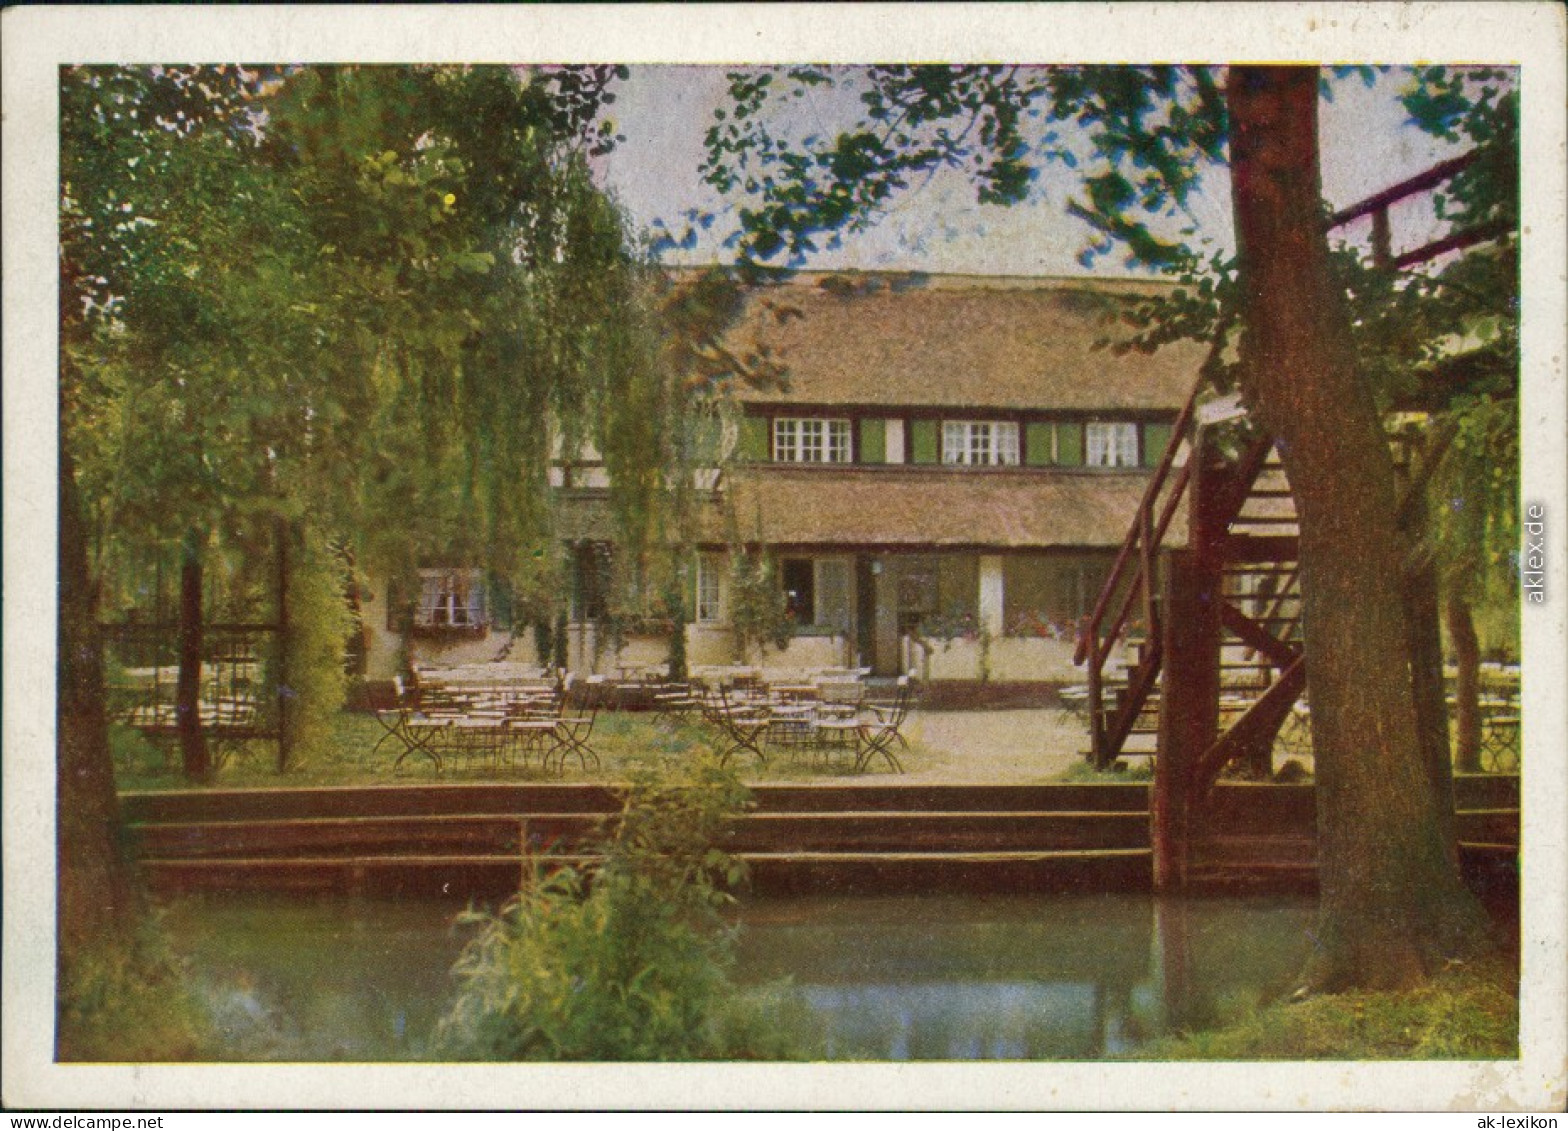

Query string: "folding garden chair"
[543, 675, 602, 774]
[702, 684, 770, 768]
[854, 676, 915, 774]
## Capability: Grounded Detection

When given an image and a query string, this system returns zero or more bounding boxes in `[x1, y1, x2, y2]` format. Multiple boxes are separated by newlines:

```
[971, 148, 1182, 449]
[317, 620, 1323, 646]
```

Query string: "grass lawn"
[1128, 954, 1519, 1060]
[111, 708, 945, 791]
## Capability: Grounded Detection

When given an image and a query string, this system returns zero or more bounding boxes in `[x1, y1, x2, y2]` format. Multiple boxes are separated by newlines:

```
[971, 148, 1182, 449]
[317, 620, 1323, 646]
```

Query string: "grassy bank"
[1129, 955, 1518, 1060]
[110, 709, 943, 791]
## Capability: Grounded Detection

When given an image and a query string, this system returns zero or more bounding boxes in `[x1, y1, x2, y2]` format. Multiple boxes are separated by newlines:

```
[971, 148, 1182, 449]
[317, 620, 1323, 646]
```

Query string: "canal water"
[155, 891, 1317, 1061]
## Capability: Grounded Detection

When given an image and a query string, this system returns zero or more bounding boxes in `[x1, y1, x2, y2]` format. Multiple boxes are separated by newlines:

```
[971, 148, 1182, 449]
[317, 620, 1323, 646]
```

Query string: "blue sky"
[595, 66, 1470, 277]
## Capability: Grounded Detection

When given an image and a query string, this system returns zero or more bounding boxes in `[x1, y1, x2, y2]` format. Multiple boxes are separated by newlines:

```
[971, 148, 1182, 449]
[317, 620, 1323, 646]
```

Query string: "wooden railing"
[1073, 380, 1203, 764]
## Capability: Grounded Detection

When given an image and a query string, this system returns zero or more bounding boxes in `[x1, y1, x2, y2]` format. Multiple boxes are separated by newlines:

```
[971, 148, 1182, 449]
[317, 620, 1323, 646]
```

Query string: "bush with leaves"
[435, 755, 807, 1060]
[57, 923, 213, 1062]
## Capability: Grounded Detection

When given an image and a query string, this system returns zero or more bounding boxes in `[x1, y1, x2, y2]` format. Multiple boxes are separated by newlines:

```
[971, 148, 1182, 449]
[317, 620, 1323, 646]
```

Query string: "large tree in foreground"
[698, 63, 1503, 990]
[1224, 67, 1492, 989]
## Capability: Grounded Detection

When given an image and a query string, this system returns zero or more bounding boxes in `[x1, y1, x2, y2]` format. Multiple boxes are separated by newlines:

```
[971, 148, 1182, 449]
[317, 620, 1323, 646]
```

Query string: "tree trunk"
[176, 532, 210, 780]
[1405, 554, 1459, 862]
[1225, 66, 1492, 992]
[1447, 589, 1484, 773]
[57, 439, 138, 965]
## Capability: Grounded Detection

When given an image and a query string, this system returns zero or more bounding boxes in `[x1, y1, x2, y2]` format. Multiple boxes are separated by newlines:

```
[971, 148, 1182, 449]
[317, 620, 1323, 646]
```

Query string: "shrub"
[57, 923, 213, 1062]
[435, 755, 807, 1060]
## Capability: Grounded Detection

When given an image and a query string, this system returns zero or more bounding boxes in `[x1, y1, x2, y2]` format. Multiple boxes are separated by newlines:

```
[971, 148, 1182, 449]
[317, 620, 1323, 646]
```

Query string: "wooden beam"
[1219, 600, 1302, 670]
[1195, 656, 1308, 793]
[1327, 149, 1482, 228]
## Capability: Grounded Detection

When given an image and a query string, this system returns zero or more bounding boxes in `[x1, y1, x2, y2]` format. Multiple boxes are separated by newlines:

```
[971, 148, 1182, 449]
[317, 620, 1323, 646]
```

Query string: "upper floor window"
[1086, 422, 1139, 468]
[943, 420, 1020, 466]
[774, 417, 851, 463]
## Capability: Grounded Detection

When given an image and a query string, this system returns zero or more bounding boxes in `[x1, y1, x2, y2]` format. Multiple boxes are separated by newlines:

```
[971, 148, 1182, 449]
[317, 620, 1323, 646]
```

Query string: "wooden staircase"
[1077, 146, 1510, 782]
[1077, 411, 1307, 780]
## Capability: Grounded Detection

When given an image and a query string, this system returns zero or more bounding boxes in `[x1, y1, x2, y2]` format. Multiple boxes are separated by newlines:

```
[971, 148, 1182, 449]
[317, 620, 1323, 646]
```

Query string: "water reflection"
[730, 893, 1316, 1059]
[158, 891, 1315, 1061]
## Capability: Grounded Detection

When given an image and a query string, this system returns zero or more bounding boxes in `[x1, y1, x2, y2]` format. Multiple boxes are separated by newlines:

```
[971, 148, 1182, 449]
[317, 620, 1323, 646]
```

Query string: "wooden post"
[1139, 504, 1157, 644]
[1087, 635, 1105, 768]
[1371, 207, 1394, 270]
[176, 531, 210, 780]
[1153, 548, 1222, 890]
[1154, 896, 1194, 1033]
[276, 519, 293, 772]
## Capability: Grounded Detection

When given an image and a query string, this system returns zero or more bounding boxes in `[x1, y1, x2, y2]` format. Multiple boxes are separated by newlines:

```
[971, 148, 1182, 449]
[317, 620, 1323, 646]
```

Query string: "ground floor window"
[695, 553, 722, 623]
[781, 558, 815, 625]
[1002, 554, 1115, 636]
[571, 542, 613, 622]
[779, 556, 853, 634]
[416, 569, 487, 629]
[895, 554, 978, 638]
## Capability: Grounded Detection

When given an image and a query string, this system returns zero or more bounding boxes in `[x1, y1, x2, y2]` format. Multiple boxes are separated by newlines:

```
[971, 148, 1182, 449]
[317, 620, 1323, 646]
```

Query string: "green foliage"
[1057, 757, 1155, 783]
[57, 923, 214, 1061]
[725, 549, 794, 659]
[64, 65, 726, 782]
[694, 65, 1228, 270]
[435, 756, 805, 1060]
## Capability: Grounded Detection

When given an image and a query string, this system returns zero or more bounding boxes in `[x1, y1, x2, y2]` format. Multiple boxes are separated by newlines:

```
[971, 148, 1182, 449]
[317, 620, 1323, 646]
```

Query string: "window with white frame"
[416, 569, 486, 629]
[1085, 422, 1140, 468]
[773, 417, 852, 463]
[942, 420, 1020, 466]
[695, 554, 723, 623]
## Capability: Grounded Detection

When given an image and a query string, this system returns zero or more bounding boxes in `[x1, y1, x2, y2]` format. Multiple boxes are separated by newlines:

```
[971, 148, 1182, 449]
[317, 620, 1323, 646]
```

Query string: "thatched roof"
[716, 465, 1183, 550]
[727, 272, 1202, 412]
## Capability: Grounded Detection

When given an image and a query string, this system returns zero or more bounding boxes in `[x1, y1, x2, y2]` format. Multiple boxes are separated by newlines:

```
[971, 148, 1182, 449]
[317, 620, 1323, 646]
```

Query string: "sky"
[595, 66, 1471, 278]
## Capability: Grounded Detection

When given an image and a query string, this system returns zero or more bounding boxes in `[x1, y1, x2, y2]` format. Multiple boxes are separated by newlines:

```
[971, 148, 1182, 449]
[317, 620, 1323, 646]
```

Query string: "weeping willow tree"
[58, 64, 692, 1042]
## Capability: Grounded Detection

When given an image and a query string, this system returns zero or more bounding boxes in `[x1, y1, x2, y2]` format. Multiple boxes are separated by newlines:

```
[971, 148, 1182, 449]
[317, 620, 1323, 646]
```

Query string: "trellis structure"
[102, 523, 295, 773]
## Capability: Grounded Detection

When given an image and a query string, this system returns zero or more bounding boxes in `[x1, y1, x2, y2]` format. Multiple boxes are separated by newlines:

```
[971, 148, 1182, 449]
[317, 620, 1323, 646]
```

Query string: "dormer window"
[942, 420, 1020, 466]
[1085, 422, 1139, 468]
[774, 417, 851, 463]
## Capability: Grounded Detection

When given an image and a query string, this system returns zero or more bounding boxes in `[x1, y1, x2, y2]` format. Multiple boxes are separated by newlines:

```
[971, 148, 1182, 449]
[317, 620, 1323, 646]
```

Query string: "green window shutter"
[738, 415, 769, 461]
[1142, 422, 1173, 468]
[1057, 422, 1083, 466]
[690, 415, 724, 463]
[1025, 422, 1055, 466]
[859, 418, 886, 463]
[910, 419, 938, 464]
